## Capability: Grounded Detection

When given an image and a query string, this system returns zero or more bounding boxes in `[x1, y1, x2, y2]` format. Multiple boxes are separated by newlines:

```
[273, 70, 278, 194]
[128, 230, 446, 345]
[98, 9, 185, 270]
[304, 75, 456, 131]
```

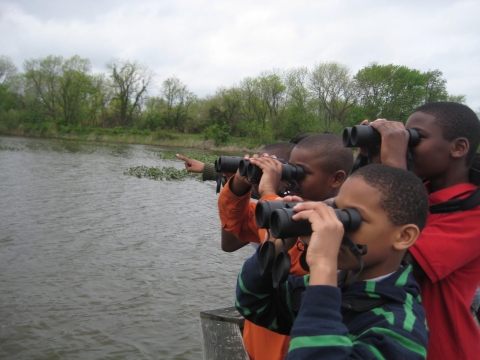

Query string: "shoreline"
[0, 130, 263, 154]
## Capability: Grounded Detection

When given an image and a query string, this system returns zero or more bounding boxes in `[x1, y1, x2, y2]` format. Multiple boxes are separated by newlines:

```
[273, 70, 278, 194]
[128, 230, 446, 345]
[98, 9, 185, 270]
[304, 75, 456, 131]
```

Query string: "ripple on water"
[0, 136, 252, 359]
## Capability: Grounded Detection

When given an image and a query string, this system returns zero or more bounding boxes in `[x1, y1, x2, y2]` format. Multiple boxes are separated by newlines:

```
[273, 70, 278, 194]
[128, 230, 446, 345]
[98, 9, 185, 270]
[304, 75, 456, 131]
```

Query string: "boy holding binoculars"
[236, 164, 430, 359]
[359, 102, 480, 360]
[218, 133, 353, 360]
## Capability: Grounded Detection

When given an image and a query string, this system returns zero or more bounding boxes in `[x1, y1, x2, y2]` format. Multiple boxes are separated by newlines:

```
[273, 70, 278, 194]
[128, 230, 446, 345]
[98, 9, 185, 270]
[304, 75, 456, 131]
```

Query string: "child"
[236, 164, 430, 359]
[366, 102, 480, 359]
[219, 134, 353, 360]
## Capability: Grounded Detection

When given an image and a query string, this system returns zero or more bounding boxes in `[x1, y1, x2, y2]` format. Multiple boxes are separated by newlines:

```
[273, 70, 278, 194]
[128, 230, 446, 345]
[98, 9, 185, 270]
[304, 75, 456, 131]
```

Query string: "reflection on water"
[0, 136, 253, 359]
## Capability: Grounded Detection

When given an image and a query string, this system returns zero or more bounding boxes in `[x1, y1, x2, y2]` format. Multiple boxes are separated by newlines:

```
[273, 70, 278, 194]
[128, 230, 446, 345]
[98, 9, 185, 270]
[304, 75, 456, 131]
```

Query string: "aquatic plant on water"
[157, 153, 219, 164]
[0, 146, 22, 151]
[124, 165, 201, 181]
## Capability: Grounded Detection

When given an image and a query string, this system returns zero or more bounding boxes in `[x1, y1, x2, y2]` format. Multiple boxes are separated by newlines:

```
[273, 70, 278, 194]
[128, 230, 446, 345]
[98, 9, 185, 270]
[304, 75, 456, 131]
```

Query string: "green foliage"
[154, 128, 177, 140]
[204, 123, 230, 145]
[0, 145, 22, 151]
[124, 165, 201, 181]
[0, 53, 472, 148]
[346, 106, 368, 127]
[158, 153, 218, 163]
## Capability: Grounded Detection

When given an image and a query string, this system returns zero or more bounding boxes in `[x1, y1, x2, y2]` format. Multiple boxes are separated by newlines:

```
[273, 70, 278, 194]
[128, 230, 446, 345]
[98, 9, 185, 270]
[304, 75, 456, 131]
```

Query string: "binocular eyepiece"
[342, 125, 420, 148]
[255, 200, 361, 239]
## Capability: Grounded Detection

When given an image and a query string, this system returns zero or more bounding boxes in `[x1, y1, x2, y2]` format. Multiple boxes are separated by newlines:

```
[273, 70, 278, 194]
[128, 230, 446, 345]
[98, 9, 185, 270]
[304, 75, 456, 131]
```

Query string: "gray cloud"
[1, 0, 479, 110]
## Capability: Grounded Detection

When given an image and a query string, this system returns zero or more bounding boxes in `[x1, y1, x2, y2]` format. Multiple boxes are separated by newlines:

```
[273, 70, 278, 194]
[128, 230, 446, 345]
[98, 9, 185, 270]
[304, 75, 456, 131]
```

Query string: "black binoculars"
[214, 156, 244, 173]
[255, 200, 361, 288]
[214, 156, 304, 185]
[342, 125, 420, 148]
[246, 161, 304, 185]
[256, 200, 361, 238]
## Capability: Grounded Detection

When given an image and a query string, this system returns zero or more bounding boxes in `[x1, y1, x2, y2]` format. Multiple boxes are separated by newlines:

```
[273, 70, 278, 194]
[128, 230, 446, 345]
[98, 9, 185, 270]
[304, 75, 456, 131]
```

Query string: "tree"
[23, 55, 64, 122]
[0, 55, 18, 85]
[84, 73, 113, 127]
[278, 67, 317, 138]
[308, 62, 357, 125]
[354, 63, 426, 121]
[57, 55, 93, 125]
[239, 72, 286, 129]
[422, 69, 448, 103]
[160, 76, 197, 132]
[106, 59, 154, 126]
[447, 94, 467, 104]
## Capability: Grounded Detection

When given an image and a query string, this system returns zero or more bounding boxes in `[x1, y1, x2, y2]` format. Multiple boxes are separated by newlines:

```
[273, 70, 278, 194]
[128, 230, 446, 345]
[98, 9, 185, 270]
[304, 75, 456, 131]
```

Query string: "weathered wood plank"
[200, 307, 248, 360]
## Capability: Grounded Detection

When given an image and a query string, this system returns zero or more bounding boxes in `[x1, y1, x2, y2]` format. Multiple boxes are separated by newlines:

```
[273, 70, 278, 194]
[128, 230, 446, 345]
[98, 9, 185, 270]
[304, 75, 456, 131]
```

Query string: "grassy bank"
[0, 125, 264, 153]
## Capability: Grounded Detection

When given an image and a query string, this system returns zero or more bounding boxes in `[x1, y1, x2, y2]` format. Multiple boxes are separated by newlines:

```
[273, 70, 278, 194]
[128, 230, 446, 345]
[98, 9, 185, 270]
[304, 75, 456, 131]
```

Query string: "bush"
[154, 128, 176, 140]
[204, 124, 230, 146]
[112, 126, 124, 135]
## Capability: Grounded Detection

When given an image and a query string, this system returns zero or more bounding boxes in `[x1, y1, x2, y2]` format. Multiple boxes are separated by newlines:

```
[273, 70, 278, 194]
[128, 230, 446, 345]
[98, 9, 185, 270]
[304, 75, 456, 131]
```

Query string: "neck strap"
[429, 168, 480, 214]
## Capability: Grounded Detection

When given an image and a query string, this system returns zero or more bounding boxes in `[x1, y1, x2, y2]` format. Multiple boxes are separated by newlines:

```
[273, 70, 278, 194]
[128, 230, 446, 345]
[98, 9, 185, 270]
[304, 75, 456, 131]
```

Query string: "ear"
[392, 224, 420, 251]
[451, 138, 469, 159]
[330, 170, 347, 189]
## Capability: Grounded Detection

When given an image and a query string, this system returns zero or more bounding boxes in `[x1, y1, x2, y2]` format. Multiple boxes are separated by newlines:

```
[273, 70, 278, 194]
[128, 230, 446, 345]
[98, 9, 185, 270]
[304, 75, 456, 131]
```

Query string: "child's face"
[288, 147, 335, 201]
[334, 177, 401, 279]
[405, 111, 453, 180]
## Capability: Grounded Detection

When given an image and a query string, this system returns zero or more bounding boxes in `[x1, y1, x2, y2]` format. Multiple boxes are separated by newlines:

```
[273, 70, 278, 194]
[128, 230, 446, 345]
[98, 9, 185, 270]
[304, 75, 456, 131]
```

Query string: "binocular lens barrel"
[351, 126, 382, 148]
[214, 156, 244, 173]
[247, 162, 305, 185]
[270, 207, 361, 239]
[270, 209, 311, 239]
[342, 125, 420, 148]
[255, 201, 300, 229]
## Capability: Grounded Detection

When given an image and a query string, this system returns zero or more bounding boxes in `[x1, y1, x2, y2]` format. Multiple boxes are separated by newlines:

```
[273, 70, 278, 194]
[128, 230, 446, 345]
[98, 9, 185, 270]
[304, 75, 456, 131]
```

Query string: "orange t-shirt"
[218, 178, 308, 359]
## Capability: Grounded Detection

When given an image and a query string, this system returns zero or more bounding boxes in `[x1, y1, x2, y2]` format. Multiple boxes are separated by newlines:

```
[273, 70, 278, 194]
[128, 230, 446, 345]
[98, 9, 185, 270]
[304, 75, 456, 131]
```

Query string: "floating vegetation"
[158, 153, 219, 164]
[0, 146, 22, 151]
[124, 165, 202, 181]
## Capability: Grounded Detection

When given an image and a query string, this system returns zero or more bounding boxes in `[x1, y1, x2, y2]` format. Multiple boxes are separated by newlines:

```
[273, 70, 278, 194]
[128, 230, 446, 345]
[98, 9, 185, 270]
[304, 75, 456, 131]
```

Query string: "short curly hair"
[295, 133, 354, 175]
[260, 142, 296, 162]
[413, 102, 480, 165]
[350, 164, 429, 230]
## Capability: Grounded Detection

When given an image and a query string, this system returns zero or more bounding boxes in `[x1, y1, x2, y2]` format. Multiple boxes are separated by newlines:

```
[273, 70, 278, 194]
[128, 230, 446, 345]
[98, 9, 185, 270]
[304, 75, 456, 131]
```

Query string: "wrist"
[231, 175, 252, 197]
[309, 261, 338, 286]
[259, 187, 277, 198]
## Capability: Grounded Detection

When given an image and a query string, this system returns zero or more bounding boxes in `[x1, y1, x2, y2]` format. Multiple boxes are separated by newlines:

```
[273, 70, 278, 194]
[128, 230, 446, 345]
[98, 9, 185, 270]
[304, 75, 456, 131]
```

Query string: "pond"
[0, 136, 254, 359]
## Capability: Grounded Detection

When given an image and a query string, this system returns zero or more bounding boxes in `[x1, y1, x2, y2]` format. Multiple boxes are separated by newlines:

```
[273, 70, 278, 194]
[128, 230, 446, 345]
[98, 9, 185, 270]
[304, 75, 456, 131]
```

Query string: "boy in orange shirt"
[218, 133, 353, 359]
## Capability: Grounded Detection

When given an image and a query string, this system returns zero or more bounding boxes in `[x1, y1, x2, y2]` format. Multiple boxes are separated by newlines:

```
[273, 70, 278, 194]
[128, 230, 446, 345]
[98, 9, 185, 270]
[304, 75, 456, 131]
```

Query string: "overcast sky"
[1, 0, 479, 110]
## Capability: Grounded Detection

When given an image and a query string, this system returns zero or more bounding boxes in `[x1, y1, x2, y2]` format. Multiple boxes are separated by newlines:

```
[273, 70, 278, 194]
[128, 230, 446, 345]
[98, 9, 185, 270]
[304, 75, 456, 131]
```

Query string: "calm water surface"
[0, 136, 253, 359]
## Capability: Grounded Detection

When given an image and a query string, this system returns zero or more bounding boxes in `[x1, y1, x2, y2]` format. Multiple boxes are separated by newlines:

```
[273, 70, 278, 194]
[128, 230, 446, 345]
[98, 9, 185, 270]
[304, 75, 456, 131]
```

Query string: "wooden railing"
[200, 306, 248, 360]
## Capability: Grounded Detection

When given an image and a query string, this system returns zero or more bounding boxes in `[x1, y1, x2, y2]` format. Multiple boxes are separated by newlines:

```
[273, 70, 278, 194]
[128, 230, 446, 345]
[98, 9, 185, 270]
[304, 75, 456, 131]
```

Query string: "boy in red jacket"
[366, 101, 480, 360]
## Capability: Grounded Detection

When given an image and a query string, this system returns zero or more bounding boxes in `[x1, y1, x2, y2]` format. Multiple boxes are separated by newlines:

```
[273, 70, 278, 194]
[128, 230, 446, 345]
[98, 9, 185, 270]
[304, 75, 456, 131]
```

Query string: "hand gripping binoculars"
[254, 200, 362, 287]
[214, 156, 305, 185]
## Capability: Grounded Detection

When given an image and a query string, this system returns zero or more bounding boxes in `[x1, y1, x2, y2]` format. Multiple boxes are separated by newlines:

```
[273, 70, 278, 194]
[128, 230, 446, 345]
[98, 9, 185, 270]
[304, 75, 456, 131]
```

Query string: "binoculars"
[214, 156, 305, 185]
[214, 156, 244, 173]
[255, 200, 361, 288]
[342, 125, 420, 148]
[255, 200, 361, 238]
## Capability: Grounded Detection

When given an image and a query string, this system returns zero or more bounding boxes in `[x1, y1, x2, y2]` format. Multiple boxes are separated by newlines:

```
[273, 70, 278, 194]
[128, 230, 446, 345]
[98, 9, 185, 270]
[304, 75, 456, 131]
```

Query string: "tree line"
[0, 54, 467, 144]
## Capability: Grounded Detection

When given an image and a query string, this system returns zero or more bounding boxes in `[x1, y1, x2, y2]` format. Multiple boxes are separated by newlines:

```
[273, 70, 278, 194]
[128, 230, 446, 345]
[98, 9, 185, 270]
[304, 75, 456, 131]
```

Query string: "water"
[0, 136, 254, 359]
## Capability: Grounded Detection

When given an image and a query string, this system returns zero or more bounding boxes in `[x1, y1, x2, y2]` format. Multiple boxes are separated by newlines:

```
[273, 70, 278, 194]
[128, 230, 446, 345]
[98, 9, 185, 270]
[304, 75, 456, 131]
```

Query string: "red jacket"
[410, 182, 480, 360]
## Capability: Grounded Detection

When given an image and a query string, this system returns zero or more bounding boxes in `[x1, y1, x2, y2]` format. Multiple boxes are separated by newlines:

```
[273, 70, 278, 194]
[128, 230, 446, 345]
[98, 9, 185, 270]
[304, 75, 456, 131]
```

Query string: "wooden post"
[200, 306, 248, 360]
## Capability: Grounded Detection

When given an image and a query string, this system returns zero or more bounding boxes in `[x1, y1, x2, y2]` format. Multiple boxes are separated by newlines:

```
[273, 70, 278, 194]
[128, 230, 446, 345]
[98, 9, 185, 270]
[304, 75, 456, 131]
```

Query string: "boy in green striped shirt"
[236, 164, 429, 359]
